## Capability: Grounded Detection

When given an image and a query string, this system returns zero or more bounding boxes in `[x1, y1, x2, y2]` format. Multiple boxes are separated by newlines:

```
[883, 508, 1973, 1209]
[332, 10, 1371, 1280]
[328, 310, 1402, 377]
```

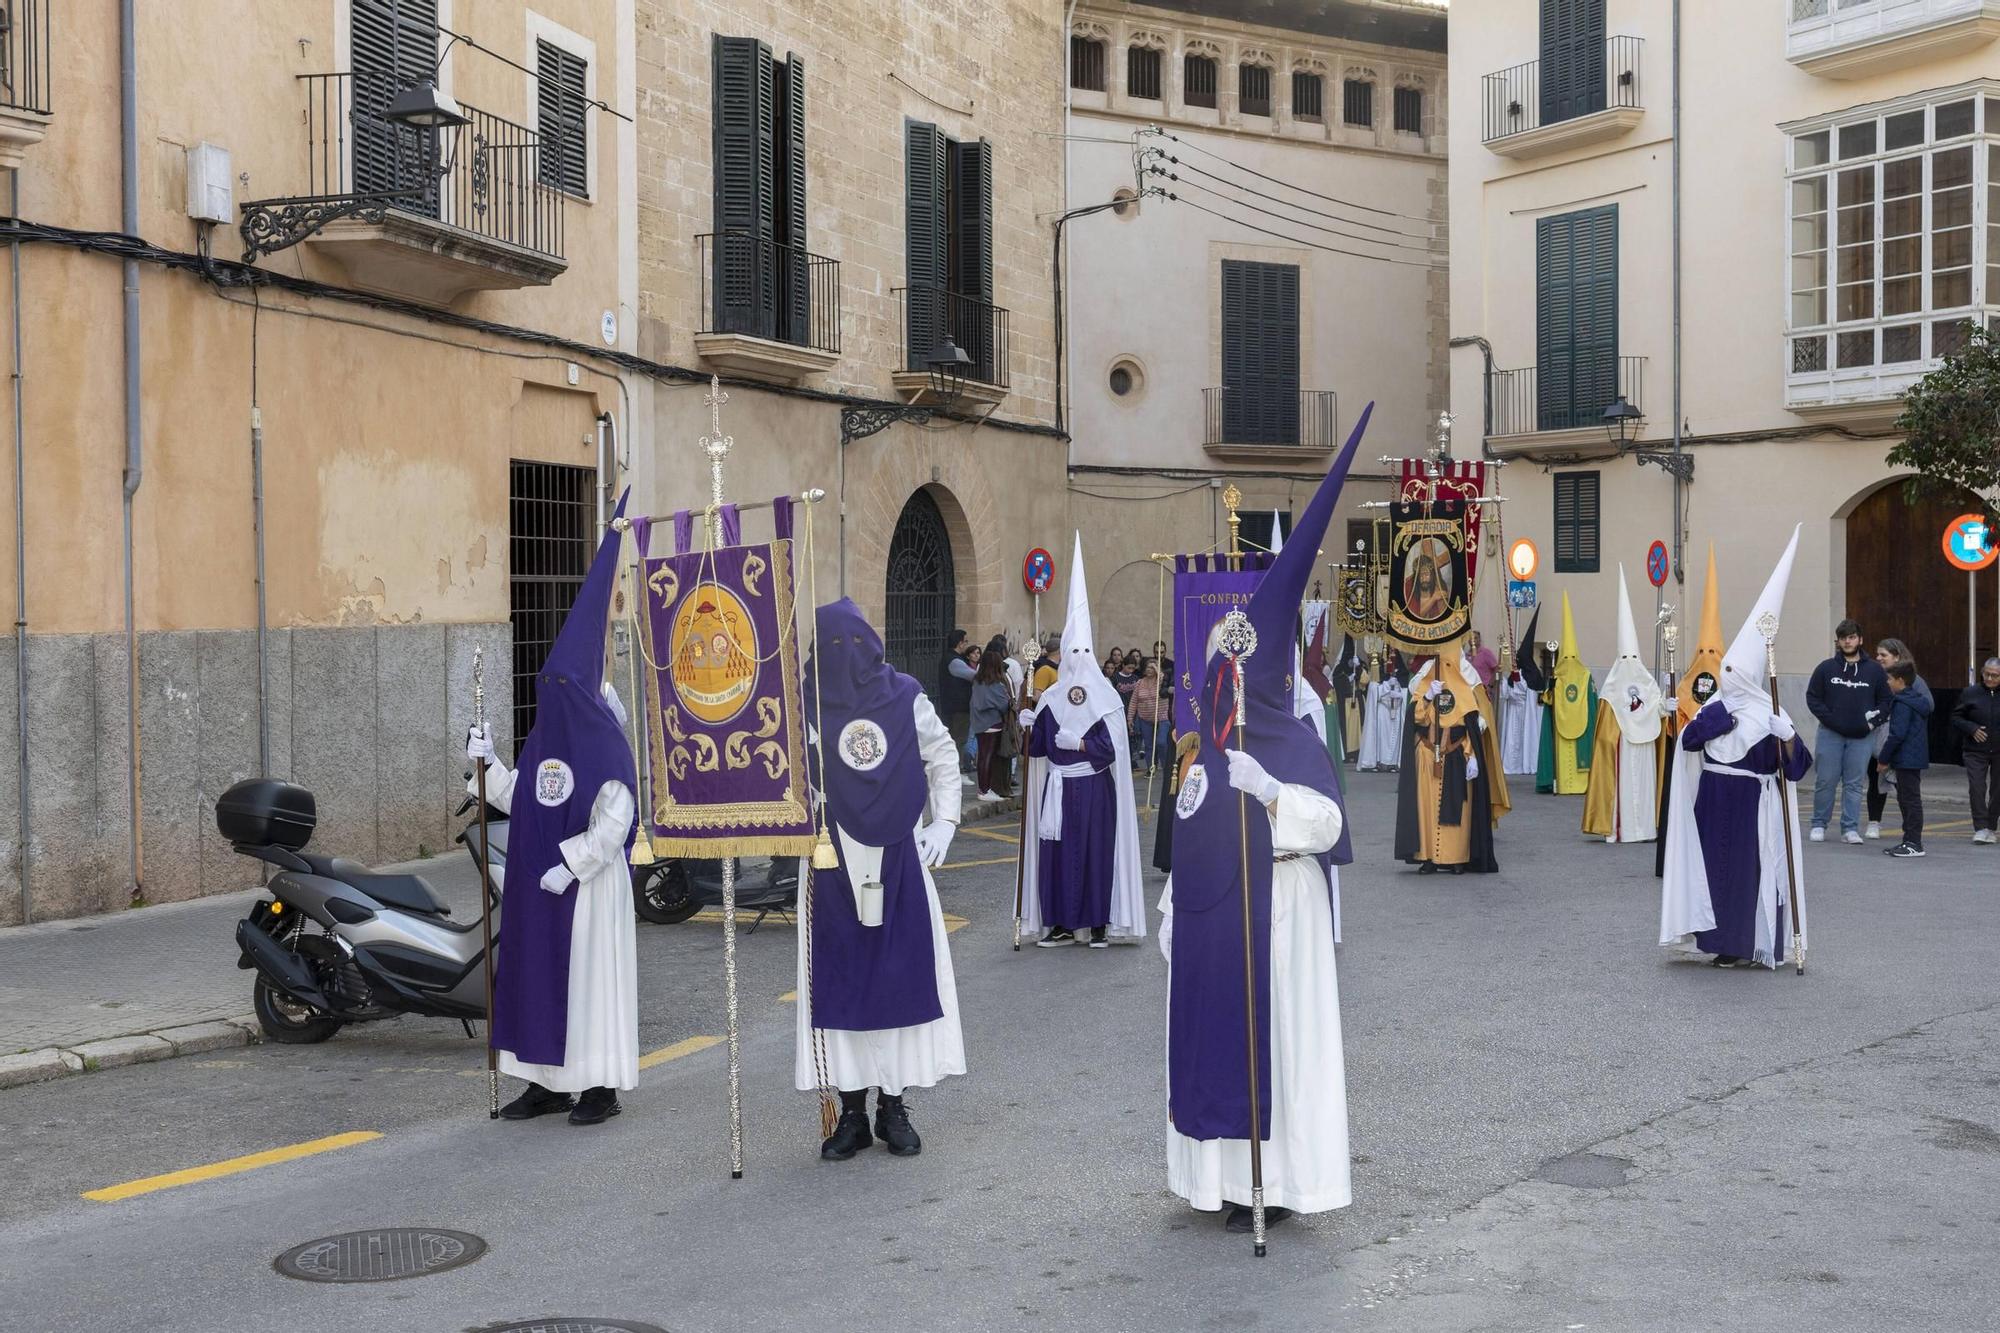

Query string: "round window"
[1109, 367, 1133, 395]
[1107, 358, 1144, 399]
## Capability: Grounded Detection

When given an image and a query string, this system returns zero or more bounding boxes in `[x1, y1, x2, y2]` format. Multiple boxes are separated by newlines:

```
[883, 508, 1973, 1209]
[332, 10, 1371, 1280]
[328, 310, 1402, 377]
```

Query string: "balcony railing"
[1481, 36, 1643, 144]
[897, 286, 1010, 389]
[283, 71, 563, 261]
[697, 232, 840, 355]
[1490, 356, 1646, 436]
[1201, 387, 1339, 450]
[0, 0, 51, 115]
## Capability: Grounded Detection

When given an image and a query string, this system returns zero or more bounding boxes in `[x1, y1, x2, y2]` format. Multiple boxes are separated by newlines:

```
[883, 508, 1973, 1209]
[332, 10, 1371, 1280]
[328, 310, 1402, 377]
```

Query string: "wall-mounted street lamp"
[839, 339, 971, 446]
[1600, 394, 1643, 448]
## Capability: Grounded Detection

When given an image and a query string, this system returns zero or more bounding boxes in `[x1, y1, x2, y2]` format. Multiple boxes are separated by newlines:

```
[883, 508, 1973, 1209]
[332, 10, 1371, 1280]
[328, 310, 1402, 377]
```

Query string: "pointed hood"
[1044, 533, 1125, 736]
[543, 489, 629, 706]
[1676, 543, 1725, 725]
[1553, 589, 1592, 741]
[1702, 525, 1801, 764]
[1514, 604, 1545, 690]
[1603, 565, 1664, 744]
[1269, 509, 1286, 556]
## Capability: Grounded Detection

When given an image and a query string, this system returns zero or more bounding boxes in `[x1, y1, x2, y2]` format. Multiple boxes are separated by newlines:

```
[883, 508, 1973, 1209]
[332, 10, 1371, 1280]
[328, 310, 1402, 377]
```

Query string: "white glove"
[1661, 698, 1677, 717]
[1224, 749, 1282, 806]
[1018, 709, 1036, 730]
[1770, 714, 1797, 742]
[914, 820, 956, 868]
[1055, 730, 1084, 751]
[1465, 752, 1479, 781]
[539, 862, 574, 896]
[466, 725, 496, 764]
[1425, 680, 1444, 700]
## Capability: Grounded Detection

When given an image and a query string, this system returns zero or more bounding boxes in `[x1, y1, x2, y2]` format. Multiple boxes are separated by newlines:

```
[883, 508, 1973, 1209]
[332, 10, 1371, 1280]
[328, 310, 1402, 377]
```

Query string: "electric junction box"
[186, 142, 234, 224]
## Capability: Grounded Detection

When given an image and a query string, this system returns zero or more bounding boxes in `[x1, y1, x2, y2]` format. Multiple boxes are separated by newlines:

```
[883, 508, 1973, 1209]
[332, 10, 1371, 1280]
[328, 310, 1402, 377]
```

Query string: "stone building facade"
[1061, 0, 1449, 652]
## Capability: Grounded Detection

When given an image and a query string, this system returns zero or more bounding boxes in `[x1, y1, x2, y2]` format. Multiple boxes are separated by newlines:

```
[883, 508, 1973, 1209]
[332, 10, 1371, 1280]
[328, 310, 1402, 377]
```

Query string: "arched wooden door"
[1845, 481, 1997, 762]
[884, 489, 958, 701]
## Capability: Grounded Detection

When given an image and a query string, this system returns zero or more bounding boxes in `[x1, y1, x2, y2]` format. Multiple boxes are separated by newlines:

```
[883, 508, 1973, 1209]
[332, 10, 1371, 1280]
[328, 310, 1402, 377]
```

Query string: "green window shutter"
[536, 41, 589, 197]
[774, 54, 809, 344]
[1540, 0, 1605, 125]
[1220, 260, 1300, 444]
[1553, 471, 1600, 574]
[904, 119, 948, 370]
[1537, 204, 1617, 430]
[351, 0, 440, 207]
[712, 35, 776, 337]
[949, 138, 994, 378]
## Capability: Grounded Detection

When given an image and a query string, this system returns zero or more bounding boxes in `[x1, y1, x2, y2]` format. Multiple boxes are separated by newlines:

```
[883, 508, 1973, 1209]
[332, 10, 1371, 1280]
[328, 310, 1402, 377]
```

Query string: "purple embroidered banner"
[1170, 552, 1273, 740]
[637, 539, 816, 857]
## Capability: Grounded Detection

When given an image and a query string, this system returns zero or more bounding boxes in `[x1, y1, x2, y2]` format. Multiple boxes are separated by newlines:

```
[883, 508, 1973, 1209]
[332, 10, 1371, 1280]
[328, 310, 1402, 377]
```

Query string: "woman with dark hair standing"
[1102, 646, 1124, 678]
[1111, 649, 1143, 714]
[1866, 638, 1924, 839]
[969, 646, 1015, 802]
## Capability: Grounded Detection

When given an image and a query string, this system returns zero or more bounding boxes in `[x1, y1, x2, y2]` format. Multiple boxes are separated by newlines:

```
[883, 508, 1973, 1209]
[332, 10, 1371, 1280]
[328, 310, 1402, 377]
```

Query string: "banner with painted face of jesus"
[1386, 499, 1470, 651]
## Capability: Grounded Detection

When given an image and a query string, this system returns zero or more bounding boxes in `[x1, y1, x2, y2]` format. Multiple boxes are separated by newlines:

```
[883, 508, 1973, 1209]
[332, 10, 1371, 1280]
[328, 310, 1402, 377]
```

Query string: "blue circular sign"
[1646, 540, 1669, 588]
[1023, 547, 1056, 594]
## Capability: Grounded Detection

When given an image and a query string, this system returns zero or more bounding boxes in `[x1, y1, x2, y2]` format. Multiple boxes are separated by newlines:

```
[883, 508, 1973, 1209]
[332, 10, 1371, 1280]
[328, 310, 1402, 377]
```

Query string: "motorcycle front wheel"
[252, 975, 345, 1044]
[632, 860, 700, 925]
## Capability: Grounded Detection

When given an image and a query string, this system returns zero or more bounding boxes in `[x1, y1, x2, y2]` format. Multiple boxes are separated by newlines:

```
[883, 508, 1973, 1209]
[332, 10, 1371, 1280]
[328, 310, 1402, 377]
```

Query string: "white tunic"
[478, 767, 640, 1094]
[1158, 784, 1351, 1215]
[1604, 735, 1660, 843]
[795, 694, 966, 1095]
[1499, 676, 1541, 776]
[1357, 679, 1405, 771]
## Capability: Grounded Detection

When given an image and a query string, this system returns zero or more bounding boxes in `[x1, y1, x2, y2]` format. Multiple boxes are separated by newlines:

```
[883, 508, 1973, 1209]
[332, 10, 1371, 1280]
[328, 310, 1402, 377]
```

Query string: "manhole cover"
[273, 1227, 486, 1283]
[482, 1323, 667, 1333]
[1534, 1151, 1634, 1190]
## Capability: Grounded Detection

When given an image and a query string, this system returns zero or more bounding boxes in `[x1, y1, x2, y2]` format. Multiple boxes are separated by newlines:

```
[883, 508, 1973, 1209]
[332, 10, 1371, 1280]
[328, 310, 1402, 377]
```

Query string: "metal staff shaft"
[1219, 610, 1268, 1258]
[472, 648, 499, 1118]
[1011, 664, 1032, 951]
[1757, 614, 1806, 975]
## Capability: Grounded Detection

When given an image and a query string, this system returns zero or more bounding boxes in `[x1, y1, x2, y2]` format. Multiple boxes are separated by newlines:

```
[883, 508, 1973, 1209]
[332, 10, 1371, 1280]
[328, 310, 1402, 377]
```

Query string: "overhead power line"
[1153, 190, 1446, 270]
[1144, 128, 1440, 225]
[1158, 154, 1440, 243]
[1149, 168, 1445, 255]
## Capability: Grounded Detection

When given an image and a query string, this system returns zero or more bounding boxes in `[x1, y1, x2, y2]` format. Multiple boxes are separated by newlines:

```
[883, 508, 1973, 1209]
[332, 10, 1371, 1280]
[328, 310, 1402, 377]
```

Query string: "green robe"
[1535, 681, 1597, 794]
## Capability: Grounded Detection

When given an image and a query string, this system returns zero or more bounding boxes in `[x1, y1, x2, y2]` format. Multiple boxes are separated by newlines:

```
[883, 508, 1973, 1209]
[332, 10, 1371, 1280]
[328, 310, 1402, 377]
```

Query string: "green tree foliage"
[1889, 322, 2000, 522]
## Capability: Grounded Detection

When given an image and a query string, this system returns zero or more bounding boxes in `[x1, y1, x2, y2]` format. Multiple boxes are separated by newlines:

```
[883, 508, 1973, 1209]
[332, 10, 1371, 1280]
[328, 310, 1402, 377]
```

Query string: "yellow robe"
[1410, 684, 1511, 866]
[1581, 698, 1669, 839]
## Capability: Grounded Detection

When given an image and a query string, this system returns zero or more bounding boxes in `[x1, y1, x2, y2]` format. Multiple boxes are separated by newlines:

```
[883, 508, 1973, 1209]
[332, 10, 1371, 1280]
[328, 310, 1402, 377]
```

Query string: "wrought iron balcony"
[896, 286, 1011, 391]
[693, 231, 841, 381]
[1489, 356, 1646, 437]
[1201, 387, 1339, 451]
[0, 0, 52, 170]
[1788, 0, 2000, 77]
[1481, 36, 1643, 157]
[240, 72, 565, 301]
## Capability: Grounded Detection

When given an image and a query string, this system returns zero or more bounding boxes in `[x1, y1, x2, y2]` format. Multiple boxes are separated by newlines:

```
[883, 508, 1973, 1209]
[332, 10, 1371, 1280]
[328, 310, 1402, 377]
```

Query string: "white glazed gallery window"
[1787, 90, 2000, 381]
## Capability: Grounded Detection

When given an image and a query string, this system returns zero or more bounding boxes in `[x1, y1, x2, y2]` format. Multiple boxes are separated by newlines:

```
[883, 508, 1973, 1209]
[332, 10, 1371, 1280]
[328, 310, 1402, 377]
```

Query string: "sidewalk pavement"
[0, 782, 1026, 1093]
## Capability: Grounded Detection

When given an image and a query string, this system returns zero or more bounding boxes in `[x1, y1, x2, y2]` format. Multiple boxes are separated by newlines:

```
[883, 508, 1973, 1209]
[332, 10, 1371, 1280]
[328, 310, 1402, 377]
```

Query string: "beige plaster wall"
[4, 1, 636, 636]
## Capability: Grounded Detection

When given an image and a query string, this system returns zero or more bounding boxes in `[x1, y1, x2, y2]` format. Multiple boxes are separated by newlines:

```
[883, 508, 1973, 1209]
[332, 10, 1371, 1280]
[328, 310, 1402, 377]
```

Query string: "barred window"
[1070, 36, 1105, 92]
[1128, 45, 1162, 101]
[1240, 63, 1272, 118]
[1185, 53, 1218, 109]
[1293, 71, 1323, 121]
[1394, 85, 1423, 135]
[1343, 78, 1374, 128]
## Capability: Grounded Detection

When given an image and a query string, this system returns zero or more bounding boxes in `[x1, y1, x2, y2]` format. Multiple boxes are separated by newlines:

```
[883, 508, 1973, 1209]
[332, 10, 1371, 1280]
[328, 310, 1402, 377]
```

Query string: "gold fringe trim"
[651, 835, 818, 858]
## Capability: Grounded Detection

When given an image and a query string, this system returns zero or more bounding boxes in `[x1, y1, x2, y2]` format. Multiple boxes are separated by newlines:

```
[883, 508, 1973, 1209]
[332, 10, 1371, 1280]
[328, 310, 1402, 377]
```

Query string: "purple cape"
[803, 599, 941, 1031]
[491, 492, 638, 1068]
[1169, 405, 1370, 1142]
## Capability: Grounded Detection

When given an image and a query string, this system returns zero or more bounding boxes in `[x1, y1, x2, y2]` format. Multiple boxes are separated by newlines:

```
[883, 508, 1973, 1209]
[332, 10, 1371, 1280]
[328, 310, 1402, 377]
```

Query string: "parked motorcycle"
[224, 778, 497, 1045]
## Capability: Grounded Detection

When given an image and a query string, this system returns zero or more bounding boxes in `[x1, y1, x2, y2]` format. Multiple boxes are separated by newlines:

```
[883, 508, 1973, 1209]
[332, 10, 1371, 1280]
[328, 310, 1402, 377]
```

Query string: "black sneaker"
[1710, 954, 1750, 969]
[874, 1095, 922, 1157]
[1088, 927, 1110, 949]
[1224, 1204, 1295, 1233]
[1036, 928, 1076, 948]
[820, 1110, 874, 1160]
[568, 1086, 622, 1125]
[499, 1082, 574, 1120]
[1887, 842, 1926, 858]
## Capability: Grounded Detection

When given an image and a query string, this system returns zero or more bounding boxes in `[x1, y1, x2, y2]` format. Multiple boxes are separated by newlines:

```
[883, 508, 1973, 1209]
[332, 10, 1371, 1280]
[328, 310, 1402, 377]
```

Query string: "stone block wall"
[0, 623, 511, 926]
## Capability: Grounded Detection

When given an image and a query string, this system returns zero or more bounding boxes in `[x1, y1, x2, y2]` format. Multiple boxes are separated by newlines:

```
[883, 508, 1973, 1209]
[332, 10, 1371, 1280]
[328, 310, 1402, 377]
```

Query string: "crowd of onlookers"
[933, 629, 1180, 804]
[1805, 619, 2000, 857]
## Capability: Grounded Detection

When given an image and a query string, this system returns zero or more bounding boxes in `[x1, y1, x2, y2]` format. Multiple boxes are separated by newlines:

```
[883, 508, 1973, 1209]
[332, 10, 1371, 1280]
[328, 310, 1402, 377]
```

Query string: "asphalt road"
[2, 770, 1996, 1332]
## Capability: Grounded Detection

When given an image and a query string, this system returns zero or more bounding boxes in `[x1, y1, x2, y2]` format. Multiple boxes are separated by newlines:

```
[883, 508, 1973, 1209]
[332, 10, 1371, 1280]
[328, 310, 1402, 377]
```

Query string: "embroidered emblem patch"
[1176, 763, 1209, 820]
[1691, 671, 1718, 702]
[535, 758, 575, 807]
[838, 718, 888, 772]
[1067, 685, 1087, 706]
[1435, 688, 1456, 714]
[1564, 683, 1580, 703]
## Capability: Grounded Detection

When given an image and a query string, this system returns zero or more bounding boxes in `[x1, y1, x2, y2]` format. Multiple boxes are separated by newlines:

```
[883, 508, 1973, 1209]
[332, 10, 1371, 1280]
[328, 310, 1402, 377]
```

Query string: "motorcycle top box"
[216, 778, 317, 850]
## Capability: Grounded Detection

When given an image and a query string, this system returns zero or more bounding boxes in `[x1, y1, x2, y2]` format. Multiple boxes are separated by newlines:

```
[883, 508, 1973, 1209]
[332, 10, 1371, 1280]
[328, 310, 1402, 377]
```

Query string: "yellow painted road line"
[943, 913, 969, 934]
[937, 855, 1015, 870]
[959, 826, 1020, 845]
[638, 1035, 724, 1070]
[1877, 818, 1971, 838]
[83, 1131, 380, 1203]
[778, 990, 797, 1003]
[689, 908, 795, 926]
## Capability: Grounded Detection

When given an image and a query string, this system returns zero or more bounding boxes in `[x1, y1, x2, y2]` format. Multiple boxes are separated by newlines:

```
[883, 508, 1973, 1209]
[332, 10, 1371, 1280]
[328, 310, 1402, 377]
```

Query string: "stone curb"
[0, 1015, 261, 1091]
